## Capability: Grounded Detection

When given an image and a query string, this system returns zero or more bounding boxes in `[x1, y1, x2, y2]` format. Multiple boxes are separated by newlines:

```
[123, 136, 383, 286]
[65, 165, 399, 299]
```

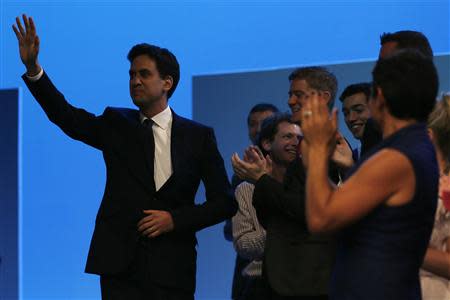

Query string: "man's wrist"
[26, 65, 43, 82]
[26, 63, 42, 77]
[310, 144, 329, 157]
[252, 172, 268, 184]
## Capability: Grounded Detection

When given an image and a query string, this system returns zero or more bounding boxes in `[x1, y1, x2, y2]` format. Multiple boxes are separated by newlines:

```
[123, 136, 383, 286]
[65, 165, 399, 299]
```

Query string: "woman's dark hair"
[371, 49, 438, 122]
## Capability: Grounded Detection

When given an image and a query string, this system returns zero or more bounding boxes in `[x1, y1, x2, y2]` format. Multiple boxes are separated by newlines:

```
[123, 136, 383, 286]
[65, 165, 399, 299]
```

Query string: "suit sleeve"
[22, 72, 105, 150]
[170, 127, 237, 232]
[252, 172, 306, 228]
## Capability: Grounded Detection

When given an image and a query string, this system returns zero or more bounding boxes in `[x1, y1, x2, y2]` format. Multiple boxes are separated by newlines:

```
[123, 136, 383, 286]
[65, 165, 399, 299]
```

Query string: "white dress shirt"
[140, 106, 173, 191]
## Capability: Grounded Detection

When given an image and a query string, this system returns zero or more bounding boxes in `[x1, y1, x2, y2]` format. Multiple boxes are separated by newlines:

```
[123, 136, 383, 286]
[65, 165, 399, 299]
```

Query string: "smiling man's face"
[342, 92, 371, 140]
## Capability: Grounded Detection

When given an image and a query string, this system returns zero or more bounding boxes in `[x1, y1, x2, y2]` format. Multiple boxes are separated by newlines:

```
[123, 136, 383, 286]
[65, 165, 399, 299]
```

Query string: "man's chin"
[132, 98, 146, 108]
[352, 128, 365, 139]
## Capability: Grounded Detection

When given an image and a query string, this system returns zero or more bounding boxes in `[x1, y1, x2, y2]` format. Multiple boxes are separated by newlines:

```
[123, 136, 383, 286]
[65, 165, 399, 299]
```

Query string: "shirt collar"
[140, 106, 172, 130]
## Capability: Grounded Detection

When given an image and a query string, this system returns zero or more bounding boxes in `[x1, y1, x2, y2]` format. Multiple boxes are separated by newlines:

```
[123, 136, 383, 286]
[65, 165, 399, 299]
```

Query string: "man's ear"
[163, 76, 173, 93]
[369, 86, 385, 111]
[321, 91, 331, 105]
[375, 87, 386, 109]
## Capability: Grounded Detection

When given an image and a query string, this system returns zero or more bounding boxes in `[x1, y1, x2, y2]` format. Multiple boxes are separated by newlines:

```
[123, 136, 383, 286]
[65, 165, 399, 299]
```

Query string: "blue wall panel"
[0, 88, 19, 300]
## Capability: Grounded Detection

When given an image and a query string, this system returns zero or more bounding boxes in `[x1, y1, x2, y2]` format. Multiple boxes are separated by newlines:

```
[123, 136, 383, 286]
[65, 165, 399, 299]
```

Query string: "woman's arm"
[422, 239, 450, 279]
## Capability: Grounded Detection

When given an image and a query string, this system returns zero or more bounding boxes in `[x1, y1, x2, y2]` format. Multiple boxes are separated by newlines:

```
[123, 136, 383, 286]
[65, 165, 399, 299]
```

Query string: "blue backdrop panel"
[0, 88, 20, 300]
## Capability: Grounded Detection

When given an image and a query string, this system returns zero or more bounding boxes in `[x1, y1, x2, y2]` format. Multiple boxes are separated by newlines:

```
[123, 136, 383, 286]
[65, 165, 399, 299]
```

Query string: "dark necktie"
[143, 118, 155, 141]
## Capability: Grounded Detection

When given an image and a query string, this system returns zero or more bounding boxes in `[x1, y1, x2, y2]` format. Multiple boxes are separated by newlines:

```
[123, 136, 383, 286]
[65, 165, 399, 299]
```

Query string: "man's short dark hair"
[127, 43, 180, 99]
[247, 103, 279, 125]
[256, 112, 294, 156]
[339, 82, 372, 103]
[380, 31, 433, 59]
[288, 67, 338, 110]
[372, 49, 438, 122]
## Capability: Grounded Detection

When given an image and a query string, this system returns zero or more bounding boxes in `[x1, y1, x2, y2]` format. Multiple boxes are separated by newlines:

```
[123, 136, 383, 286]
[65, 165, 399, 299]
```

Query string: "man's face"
[268, 122, 302, 166]
[288, 79, 328, 124]
[342, 92, 371, 140]
[129, 55, 170, 109]
[248, 110, 275, 144]
[379, 41, 398, 59]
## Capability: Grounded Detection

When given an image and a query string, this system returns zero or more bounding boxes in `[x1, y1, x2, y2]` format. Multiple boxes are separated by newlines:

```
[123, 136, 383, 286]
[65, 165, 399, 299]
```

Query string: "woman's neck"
[381, 117, 417, 139]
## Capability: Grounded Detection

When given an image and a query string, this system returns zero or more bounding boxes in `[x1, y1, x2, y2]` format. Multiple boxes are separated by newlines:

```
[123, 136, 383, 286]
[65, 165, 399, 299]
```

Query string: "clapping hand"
[331, 132, 354, 170]
[231, 145, 271, 183]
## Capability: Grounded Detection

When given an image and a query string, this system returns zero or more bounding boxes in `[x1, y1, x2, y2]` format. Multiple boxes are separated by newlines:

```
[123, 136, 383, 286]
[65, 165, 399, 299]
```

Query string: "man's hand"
[231, 145, 270, 183]
[137, 210, 174, 238]
[12, 14, 41, 76]
[331, 132, 354, 170]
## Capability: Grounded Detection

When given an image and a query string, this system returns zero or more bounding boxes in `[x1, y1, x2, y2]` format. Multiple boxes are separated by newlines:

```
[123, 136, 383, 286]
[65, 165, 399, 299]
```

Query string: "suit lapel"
[113, 109, 155, 194]
[140, 123, 156, 192]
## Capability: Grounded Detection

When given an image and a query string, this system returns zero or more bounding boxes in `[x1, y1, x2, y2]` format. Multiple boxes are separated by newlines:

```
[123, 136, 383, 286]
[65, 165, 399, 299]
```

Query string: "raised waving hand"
[12, 14, 41, 76]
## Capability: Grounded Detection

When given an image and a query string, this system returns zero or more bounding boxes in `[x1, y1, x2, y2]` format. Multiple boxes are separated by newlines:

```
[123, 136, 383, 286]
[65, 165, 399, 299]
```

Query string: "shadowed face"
[288, 79, 315, 124]
[248, 110, 276, 144]
[129, 55, 171, 110]
[288, 79, 329, 124]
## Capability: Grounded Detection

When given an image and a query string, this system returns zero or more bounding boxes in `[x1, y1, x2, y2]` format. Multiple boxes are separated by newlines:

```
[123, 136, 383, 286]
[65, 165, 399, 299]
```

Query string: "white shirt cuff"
[26, 68, 44, 82]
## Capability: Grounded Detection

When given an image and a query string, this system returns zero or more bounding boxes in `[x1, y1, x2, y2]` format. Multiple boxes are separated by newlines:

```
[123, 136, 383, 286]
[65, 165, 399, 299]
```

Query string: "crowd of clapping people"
[228, 30, 450, 300]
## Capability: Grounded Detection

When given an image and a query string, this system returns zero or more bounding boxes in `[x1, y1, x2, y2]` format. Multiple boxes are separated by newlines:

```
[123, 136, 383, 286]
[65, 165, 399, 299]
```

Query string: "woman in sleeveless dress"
[301, 50, 439, 299]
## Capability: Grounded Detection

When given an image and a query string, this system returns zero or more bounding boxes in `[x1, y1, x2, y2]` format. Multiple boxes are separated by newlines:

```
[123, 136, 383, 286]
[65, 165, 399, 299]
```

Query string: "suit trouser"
[231, 255, 252, 299]
[100, 241, 194, 300]
[270, 289, 328, 300]
[265, 275, 328, 300]
[237, 276, 271, 300]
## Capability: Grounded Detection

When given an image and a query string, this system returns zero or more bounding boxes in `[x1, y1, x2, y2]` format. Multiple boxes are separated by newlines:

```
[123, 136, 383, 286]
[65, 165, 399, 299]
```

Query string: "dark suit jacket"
[23, 72, 236, 293]
[253, 158, 338, 297]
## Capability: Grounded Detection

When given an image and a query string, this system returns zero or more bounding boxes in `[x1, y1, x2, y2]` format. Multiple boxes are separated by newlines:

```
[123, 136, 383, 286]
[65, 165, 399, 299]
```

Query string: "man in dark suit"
[13, 15, 236, 300]
[232, 67, 341, 299]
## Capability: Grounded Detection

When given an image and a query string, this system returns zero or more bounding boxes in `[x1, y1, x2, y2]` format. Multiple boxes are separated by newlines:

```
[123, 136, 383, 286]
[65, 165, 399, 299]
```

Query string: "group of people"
[229, 31, 450, 300]
[13, 13, 449, 300]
